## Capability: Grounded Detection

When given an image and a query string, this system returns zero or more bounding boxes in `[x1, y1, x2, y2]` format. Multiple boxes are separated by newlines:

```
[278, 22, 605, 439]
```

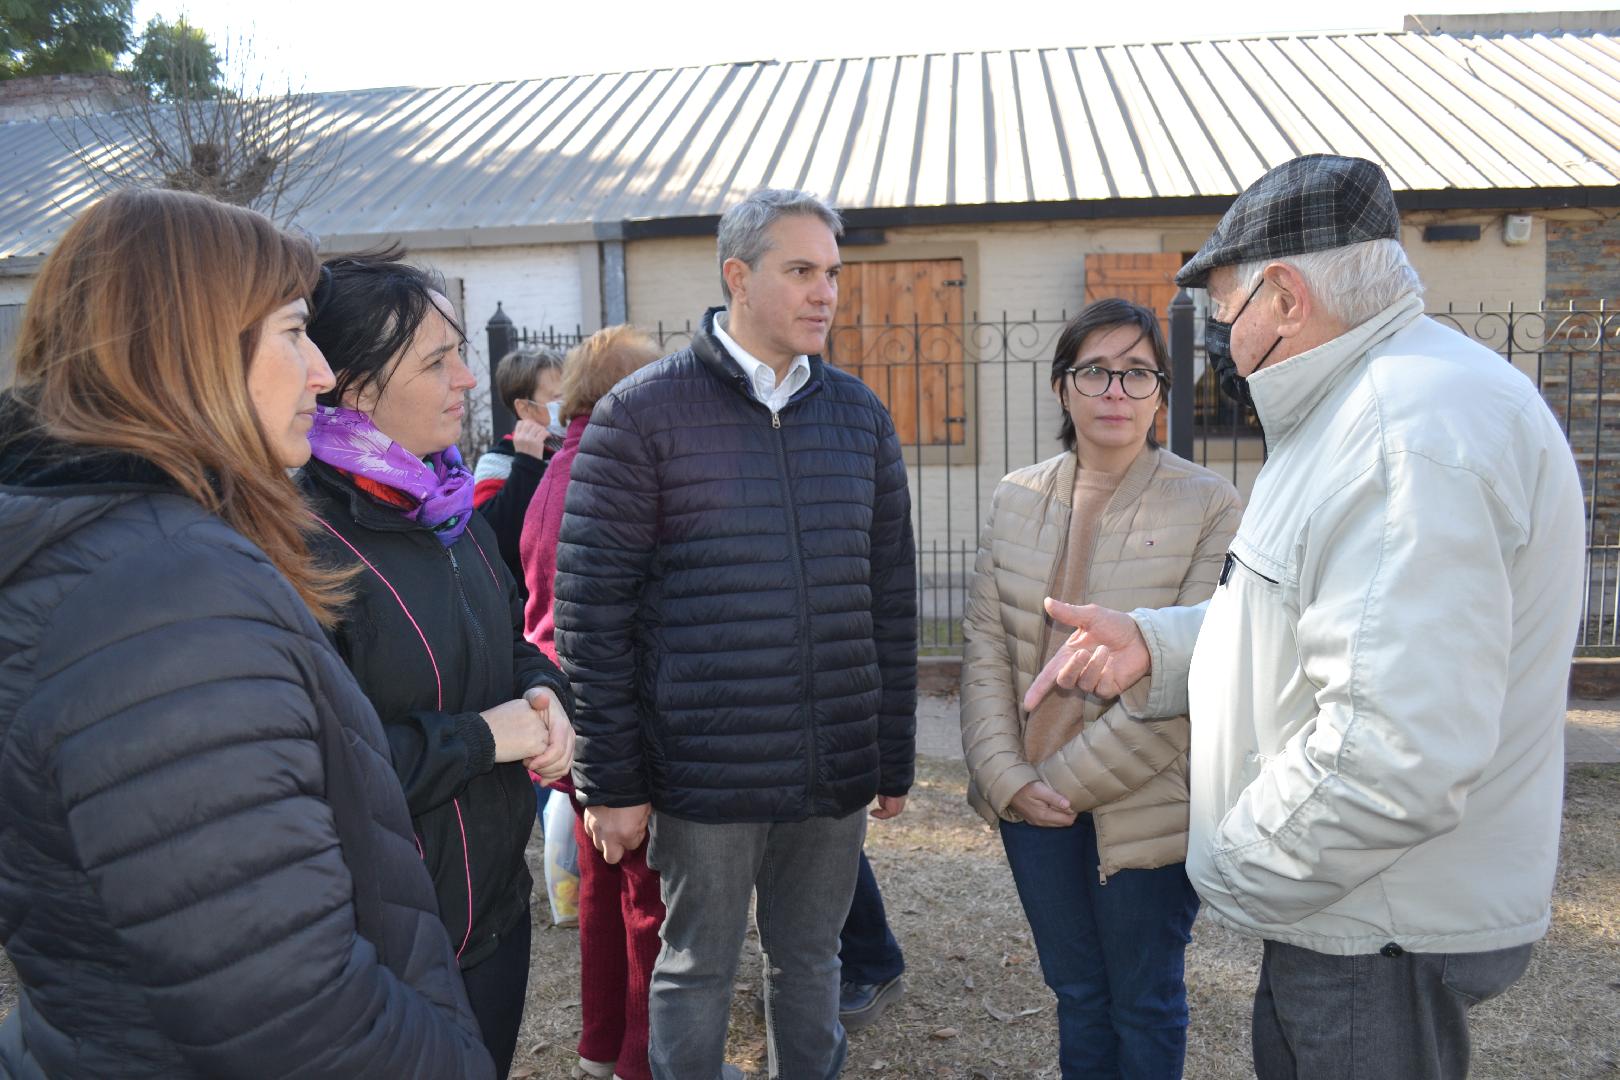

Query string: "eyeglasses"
[1064, 365, 1166, 399]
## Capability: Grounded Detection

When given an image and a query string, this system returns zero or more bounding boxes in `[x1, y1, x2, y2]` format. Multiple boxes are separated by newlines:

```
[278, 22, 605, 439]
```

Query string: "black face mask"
[1205, 279, 1281, 410]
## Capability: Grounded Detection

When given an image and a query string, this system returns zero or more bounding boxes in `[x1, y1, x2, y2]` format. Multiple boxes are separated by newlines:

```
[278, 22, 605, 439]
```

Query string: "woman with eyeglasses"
[960, 297, 1242, 1079]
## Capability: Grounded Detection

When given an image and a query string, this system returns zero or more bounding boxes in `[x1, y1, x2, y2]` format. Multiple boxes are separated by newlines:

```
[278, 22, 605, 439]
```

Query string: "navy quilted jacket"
[0, 416, 492, 1079]
[554, 308, 918, 823]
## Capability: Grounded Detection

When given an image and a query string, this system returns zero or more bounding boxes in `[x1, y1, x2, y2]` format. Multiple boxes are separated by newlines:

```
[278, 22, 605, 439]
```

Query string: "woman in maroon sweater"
[520, 325, 661, 1080]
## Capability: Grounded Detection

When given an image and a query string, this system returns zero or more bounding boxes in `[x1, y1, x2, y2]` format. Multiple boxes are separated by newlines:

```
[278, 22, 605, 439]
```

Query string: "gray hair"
[716, 188, 844, 301]
[1233, 238, 1424, 328]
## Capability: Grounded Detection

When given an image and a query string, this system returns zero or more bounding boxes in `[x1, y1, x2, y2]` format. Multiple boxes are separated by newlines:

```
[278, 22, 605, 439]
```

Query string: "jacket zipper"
[1220, 550, 1279, 587]
[446, 545, 491, 684]
[771, 407, 817, 808]
[746, 376, 817, 809]
[445, 543, 489, 954]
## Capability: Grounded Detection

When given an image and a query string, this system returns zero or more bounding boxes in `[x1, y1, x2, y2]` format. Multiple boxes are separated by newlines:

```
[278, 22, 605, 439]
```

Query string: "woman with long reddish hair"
[0, 188, 493, 1077]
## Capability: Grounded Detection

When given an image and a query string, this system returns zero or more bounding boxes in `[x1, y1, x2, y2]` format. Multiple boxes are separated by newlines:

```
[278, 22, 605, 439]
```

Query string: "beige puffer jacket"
[961, 446, 1241, 877]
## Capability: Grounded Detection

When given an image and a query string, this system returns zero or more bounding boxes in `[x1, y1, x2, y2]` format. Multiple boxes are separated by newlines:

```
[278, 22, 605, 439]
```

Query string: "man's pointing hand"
[1022, 597, 1150, 710]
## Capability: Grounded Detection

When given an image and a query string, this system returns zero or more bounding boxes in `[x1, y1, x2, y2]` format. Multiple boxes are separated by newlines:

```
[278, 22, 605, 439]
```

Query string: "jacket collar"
[1246, 293, 1425, 445]
[0, 394, 184, 495]
[302, 458, 423, 535]
[695, 306, 826, 405]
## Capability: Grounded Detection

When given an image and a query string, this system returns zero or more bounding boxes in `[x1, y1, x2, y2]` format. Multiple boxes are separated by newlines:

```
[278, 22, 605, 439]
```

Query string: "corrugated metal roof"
[3, 27, 1619, 263]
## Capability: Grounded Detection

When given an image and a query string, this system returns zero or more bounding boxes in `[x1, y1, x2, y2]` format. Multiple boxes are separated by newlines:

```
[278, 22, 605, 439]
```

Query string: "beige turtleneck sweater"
[1023, 465, 1125, 765]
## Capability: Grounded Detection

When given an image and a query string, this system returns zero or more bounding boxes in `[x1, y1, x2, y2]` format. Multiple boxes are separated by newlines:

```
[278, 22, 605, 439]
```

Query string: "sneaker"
[573, 1058, 615, 1080]
[839, 974, 904, 1032]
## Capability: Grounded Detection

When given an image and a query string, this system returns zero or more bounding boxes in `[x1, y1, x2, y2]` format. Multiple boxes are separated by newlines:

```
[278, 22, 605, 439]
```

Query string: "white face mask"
[545, 398, 565, 435]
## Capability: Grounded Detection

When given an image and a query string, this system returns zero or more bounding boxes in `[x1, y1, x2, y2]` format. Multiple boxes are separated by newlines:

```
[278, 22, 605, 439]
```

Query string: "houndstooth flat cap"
[1176, 154, 1401, 288]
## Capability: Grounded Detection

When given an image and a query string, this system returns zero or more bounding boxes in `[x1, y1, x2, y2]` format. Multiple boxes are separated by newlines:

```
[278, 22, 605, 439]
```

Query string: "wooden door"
[828, 259, 966, 447]
[1083, 253, 1183, 446]
[1083, 252, 1182, 325]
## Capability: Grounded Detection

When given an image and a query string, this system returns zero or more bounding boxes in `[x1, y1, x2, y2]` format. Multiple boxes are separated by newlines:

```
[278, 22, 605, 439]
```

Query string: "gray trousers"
[1252, 938, 1533, 1080]
[645, 809, 867, 1080]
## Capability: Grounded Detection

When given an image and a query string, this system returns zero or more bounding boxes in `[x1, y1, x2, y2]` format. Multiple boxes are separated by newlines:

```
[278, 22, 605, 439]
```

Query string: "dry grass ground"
[0, 762, 1614, 1078]
[516, 760, 1620, 1080]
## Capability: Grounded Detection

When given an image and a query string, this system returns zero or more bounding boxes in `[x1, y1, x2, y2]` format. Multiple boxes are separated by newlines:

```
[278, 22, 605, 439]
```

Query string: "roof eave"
[310, 219, 623, 253]
[3, 186, 1617, 273]
[619, 186, 1620, 240]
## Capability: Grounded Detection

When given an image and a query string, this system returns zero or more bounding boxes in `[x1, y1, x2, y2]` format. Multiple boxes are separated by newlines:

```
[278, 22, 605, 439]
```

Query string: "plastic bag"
[542, 786, 580, 926]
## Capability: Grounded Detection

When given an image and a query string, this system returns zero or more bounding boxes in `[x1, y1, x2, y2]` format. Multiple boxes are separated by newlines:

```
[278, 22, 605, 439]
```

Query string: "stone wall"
[1547, 217, 1620, 306]
[1541, 216, 1620, 552]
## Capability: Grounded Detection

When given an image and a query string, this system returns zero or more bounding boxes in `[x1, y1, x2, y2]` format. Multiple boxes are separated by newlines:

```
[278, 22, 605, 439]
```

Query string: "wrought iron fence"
[490, 300, 1620, 653]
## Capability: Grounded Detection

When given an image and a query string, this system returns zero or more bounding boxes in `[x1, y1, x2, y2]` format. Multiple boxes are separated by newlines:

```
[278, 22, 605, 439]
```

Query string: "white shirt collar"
[713, 311, 811, 411]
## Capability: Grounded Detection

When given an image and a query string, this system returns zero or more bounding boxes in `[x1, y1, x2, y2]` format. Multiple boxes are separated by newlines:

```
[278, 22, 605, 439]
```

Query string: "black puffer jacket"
[554, 307, 918, 823]
[300, 460, 572, 970]
[0, 422, 492, 1078]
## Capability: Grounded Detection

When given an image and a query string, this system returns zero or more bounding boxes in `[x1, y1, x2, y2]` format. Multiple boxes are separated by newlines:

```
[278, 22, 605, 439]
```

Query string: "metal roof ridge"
[276, 27, 1620, 99]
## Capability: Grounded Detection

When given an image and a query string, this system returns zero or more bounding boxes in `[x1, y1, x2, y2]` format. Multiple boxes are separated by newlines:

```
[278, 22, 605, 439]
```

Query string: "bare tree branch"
[49, 28, 345, 224]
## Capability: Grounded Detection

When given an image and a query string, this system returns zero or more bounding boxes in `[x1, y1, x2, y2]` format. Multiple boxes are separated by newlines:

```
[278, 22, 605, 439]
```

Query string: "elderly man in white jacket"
[1024, 155, 1585, 1080]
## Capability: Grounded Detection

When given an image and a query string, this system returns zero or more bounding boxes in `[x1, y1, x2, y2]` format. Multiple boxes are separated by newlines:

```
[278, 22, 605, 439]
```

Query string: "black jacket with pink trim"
[300, 460, 573, 971]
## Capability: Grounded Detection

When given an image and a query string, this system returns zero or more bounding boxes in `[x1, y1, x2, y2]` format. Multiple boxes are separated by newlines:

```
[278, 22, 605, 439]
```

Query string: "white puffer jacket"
[1133, 295, 1585, 955]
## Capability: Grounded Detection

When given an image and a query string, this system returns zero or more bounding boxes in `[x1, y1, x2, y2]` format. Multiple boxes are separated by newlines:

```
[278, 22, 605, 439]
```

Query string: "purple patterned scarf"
[307, 406, 474, 546]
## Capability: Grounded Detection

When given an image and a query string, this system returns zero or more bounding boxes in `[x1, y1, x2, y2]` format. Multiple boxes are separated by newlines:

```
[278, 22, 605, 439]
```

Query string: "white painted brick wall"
[1404, 217, 1547, 314]
[412, 242, 589, 445]
[624, 236, 722, 332]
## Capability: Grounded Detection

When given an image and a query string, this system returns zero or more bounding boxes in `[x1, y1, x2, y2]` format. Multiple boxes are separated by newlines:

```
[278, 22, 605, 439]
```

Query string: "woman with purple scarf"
[298, 249, 577, 1079]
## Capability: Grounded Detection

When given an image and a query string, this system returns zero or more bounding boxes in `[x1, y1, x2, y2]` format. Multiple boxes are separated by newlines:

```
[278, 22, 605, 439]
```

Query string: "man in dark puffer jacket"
[555, 188, 917, 1080]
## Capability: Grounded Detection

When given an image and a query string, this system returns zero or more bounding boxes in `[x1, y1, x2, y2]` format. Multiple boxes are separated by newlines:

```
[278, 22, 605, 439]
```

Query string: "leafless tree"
[52, 30, 344, 223]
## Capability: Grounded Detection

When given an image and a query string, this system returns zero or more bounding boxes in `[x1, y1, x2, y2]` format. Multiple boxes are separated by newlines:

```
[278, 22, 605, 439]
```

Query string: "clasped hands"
[481, 687, 575, 783]
[1011, 597, 1152, 828]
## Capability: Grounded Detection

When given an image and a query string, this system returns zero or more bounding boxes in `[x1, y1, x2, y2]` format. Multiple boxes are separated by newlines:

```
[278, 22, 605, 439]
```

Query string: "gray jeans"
[1252, 938, 1534, 1080]
[645, 809, 867, 1080]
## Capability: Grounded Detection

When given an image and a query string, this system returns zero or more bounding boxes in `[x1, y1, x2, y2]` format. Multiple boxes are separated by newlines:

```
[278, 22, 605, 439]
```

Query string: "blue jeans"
[460, 902, 531, 1080]
[645, 810, 866, 1080]
[1000, 815, 1199, 1080]
[839, 851, 904, 985]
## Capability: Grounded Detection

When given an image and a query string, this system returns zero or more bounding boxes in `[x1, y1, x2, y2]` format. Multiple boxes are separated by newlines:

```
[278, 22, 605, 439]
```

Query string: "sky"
[127, 0, 1593, 94]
